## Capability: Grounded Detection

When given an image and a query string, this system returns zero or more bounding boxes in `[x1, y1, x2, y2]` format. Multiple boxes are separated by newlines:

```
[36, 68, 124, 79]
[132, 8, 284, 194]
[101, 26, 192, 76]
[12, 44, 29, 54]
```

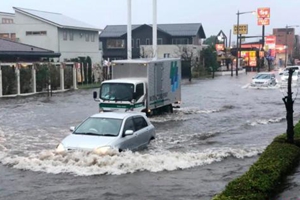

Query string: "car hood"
[61, 134, 118, 150]
[252, 78, 270, 82]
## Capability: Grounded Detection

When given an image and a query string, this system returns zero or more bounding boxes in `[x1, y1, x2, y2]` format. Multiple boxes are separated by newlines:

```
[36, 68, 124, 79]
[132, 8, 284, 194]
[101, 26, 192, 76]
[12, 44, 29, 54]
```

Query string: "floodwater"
[1, 71, 299, 200]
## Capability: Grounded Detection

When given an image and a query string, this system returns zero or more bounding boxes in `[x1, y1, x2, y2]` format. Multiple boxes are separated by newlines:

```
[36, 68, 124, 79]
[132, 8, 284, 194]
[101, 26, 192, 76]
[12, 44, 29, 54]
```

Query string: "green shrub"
[213, 121, 300, 200]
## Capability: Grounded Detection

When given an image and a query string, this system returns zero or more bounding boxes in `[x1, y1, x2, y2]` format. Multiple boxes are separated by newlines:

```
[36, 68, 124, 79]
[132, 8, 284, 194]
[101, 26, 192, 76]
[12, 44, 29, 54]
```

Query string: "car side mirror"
[124, 130, 134, 136]
[70, 126, 75, 132]
[93, 91, 97, 99]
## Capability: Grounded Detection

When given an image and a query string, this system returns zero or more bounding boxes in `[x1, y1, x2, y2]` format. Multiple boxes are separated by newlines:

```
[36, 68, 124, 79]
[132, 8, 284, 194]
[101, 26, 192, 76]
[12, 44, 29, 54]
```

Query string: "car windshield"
[100, 83, 134, 101]
[254, 74, 271, 79]
[283, 71, 298, 76]
[74, 117, 123, 136]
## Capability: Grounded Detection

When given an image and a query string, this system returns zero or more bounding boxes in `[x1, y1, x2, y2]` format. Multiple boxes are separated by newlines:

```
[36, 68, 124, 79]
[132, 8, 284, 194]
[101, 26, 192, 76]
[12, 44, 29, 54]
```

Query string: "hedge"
[212, 121, 300, 200]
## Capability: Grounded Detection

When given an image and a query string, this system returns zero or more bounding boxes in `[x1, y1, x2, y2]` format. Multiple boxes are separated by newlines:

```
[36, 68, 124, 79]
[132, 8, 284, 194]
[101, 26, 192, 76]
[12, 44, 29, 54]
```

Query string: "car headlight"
[56, 143, 66, 153]
[93, 146, 117, 156]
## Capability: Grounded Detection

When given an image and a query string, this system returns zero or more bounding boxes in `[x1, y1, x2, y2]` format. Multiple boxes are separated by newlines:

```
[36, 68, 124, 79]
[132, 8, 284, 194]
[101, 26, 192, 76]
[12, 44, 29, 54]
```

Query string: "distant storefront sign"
[257, 7, 270, 26]
[265, 35, 276, 49]
[257, 7, 270, 18]
[233, 24, 248, 35]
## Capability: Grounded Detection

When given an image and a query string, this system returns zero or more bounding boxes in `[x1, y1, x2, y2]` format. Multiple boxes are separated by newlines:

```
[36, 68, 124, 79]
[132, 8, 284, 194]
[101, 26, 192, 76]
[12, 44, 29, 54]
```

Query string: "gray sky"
[2, 0, 300, 43]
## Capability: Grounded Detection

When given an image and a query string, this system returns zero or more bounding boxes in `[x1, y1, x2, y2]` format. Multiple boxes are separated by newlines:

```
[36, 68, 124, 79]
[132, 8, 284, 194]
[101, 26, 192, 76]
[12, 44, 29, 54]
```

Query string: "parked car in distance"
[281, 70, 300, 83]
[279, 66, 300, 75]
[251, 72, 276, 87]
[56, 112, 156, 155]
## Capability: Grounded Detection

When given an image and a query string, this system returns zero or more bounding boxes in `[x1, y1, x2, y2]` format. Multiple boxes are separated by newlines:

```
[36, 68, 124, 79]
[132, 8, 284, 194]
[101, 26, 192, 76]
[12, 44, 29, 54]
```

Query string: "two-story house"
[0, 12, 16, 41]
[9, 7, 101, 64]
[99, 23, 206, 60]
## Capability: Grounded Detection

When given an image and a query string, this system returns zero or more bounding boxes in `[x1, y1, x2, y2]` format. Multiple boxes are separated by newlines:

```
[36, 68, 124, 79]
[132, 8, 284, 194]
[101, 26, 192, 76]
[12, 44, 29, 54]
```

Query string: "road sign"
[233, 24, 248, 35]
[257, 8, 270, 18]
[257, 18, 270, 26]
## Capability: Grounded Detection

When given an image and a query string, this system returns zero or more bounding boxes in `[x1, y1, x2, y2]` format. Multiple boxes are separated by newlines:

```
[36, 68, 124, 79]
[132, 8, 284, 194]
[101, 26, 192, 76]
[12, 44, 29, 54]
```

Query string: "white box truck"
[93, 58, 181, 116]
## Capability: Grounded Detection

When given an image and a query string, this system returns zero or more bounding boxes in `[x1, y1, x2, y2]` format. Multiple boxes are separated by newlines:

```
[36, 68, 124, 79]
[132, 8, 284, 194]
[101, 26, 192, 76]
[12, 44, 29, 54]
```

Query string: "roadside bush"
[20, 66, 32, 93]
[64, 65, 73, 89]
[2, 65, 16, 95]
[36, 64, 60, 91]
[213, 121, 300, 200]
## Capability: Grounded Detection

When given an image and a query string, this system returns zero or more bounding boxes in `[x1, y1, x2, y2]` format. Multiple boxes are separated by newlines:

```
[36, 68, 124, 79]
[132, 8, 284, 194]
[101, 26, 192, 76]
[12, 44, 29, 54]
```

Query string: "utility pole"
[235, 10, 240, 76]
[282, 68, 295, 144]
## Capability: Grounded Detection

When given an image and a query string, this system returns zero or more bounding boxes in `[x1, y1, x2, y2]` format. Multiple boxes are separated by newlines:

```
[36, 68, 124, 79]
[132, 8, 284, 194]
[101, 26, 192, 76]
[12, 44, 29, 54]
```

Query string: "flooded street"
[1, 72, 299, 200]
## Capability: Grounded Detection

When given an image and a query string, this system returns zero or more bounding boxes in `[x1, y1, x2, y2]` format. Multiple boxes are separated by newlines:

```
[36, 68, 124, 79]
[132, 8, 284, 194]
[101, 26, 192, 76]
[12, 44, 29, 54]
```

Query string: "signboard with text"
[257, 7, 270, 18]
[257, 18, 270, 26]
[257, 7, 270, 26]
[233, 24, 248, 35]
[265, 35, 276, 49]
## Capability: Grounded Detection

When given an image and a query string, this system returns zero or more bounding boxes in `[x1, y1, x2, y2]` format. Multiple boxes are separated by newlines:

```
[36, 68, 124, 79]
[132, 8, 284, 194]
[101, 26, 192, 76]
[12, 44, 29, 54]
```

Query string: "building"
[1, 7, 102, 64]
[273, 28, 295, 61]
[99, 23, 206, 60]
[0, 12, 16, 40]
[0, 38, 60, 62]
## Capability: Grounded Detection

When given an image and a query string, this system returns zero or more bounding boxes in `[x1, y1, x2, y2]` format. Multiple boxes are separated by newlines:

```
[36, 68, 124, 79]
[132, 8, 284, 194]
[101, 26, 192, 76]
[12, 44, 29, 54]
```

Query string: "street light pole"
[236, 10, 240, 76]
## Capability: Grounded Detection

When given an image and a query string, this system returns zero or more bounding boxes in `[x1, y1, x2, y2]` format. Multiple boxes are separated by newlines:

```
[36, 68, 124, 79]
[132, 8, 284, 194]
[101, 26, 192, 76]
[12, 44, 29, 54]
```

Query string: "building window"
[26, 31, 47, 36]
[136, 38, 140, 48]
[63, 31, 67, 40]
[164, 53, 170, 58]
[146, 38, 150, 45]
[85, 34, 89, 42]
[69, 31, 74, 41]
[91, 34, 95, 42]
[2, 18, 14, 24]
[132, 39, 134, 48]
[172, 38, 189, 45]
[0, 33, 9, 39]
[107, 39, 125, 49]
[157, 38, 163, 45]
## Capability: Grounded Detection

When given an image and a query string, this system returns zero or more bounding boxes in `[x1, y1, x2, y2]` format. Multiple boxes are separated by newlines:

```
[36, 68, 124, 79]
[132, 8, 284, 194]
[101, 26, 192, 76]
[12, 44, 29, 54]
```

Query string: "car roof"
[90, 112, 145, 119]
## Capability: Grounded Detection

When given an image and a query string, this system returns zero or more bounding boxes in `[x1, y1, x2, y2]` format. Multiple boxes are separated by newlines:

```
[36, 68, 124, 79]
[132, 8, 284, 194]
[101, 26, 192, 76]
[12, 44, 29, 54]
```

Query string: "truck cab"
[94, 78, 148, 113]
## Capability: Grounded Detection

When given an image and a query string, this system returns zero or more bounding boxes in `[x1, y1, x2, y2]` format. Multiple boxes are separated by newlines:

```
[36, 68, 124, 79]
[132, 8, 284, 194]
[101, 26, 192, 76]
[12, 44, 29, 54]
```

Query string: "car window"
[123, 117, 135, 134]
[74, 117, 122, 136]
[133, 116, 148, 131]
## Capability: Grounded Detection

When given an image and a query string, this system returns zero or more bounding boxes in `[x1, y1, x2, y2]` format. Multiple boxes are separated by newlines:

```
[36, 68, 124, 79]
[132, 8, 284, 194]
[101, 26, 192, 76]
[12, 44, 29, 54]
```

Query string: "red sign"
[215, 44, 224, 51]
[258, 18, 270, 26]
[257, 8, 270, 18]
[265, 35, 276, 45]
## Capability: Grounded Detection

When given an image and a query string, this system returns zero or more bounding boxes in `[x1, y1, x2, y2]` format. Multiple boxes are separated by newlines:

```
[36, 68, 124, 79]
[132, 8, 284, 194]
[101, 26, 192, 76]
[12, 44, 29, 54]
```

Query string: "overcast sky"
[2, 0, 300, 43]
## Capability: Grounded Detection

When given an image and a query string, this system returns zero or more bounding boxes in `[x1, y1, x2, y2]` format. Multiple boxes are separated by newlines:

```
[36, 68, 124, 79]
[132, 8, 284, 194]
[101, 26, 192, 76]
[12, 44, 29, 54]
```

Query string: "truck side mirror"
[93, 91, 97, 99]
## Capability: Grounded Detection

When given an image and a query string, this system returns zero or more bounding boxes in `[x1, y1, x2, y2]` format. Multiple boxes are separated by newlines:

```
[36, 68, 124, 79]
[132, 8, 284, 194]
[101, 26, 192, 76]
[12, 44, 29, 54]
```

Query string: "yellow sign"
[249, 51, 256, 58]
[233, 24, 248, 35]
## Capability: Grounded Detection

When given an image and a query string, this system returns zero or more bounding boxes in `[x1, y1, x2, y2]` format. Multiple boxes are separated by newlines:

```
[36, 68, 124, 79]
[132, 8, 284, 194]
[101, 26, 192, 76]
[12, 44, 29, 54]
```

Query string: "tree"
[203, 35, 217, 47]
[202, 46, 218, 78]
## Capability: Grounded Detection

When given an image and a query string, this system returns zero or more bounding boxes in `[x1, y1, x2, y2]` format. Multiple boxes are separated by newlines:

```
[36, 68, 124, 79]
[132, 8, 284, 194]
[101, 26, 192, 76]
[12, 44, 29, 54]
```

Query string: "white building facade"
[0, 7, 102, 64]
[0, 12, 16, 40]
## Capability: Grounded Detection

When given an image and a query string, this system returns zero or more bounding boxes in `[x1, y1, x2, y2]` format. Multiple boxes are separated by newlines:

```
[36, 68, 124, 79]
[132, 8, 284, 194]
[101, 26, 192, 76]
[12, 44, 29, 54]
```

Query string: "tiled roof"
[100, 23, 204, 38]
[0, 38, 54, 52]
[13, 7, 101, 31]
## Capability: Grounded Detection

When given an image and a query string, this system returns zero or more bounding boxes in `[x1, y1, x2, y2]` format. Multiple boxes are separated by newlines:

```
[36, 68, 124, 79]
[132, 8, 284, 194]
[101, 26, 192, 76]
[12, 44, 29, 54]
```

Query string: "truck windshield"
[100, 83, 134, 101]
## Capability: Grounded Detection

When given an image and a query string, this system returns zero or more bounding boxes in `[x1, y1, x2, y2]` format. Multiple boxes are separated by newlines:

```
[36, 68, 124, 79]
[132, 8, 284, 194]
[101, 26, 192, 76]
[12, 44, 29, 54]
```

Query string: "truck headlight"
[56, 143, 66, 153]
[93, 146, 117, 155]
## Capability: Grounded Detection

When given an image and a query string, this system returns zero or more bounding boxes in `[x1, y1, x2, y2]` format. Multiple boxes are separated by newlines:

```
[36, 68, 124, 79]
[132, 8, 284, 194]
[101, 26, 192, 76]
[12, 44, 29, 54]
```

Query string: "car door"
[118, 117, 138, 151]
[132, 116, 150, 148]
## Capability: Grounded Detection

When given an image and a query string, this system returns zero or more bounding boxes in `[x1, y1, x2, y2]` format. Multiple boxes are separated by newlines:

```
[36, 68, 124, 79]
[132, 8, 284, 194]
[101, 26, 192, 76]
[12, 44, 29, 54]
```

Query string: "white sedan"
[56, 112, 155, 155]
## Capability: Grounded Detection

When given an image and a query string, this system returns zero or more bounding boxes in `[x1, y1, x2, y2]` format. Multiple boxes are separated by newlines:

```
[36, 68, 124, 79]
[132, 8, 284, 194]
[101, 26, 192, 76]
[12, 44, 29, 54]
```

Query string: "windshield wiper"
[74, 132, 100, 136]
[101, 134, 117, 136]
